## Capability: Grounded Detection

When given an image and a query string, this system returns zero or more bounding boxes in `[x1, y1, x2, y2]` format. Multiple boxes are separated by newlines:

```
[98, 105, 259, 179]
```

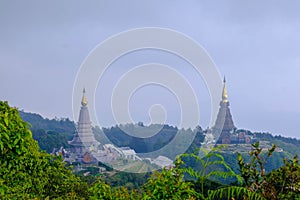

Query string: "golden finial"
[81, 88, 88, 106]
[222, 76, 228, 103]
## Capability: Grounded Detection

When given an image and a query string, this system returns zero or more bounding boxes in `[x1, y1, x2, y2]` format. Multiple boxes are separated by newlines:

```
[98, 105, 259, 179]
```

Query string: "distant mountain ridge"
[19, 110, 75, 152]
[19, 110, 76, 133]
[19, 110, 300, 161]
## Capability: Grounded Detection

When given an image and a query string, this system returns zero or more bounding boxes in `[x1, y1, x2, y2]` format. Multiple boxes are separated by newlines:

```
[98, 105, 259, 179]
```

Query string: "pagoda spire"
[222, 76, 228, 103]
[81, 88, 88, 106]
[212, 76, 235, 144]
[68, 88, 99, 163]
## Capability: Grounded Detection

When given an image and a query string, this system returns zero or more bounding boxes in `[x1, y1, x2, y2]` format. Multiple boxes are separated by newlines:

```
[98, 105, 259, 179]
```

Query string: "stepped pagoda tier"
[68, 89, 99, 156]
[212, 77, 236, 144]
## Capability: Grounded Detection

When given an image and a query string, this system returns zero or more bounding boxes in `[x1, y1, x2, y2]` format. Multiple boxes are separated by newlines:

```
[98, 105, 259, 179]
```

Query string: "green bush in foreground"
[0, 101, 88, 199]
[1, 100, 299, 199]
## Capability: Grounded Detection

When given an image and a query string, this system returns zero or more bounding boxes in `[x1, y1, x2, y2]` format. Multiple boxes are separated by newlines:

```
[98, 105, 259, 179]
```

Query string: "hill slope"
[19, 111, 300, 165]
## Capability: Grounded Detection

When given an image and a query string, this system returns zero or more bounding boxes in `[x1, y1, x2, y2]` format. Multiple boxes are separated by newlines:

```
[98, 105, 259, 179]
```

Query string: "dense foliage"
[19, 110, 75, 134]
[0, 101, 88, 199]
[2, 103, 299, 199]
[20, 111, 206, 155]
[208, 142, 300, 199]
[20, 110, 75, 153]
[20, 110, 299, 159]
[102, 124, 179, 153]
[253, 131, 300, 156]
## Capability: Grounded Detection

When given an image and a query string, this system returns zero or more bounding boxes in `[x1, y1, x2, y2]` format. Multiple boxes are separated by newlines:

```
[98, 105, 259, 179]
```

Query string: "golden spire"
[81, 88, 88, 106]
[222, 77, 228, 103]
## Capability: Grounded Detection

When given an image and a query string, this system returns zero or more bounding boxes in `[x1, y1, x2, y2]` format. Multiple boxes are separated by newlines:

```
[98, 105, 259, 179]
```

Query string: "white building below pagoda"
[67, 89, 140, 165]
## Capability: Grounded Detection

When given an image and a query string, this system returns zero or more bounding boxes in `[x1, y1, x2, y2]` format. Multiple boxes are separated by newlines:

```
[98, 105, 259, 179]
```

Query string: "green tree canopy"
[0, 101, 88, 199]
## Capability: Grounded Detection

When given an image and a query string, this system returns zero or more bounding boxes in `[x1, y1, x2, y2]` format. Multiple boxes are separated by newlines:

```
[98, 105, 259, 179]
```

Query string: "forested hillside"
[255, 131, 300, 156]
[19, 111, 75, 152]
[20, 110, 300, 165]
[19, 111, 206, 154]
[1, 101, 299, 199]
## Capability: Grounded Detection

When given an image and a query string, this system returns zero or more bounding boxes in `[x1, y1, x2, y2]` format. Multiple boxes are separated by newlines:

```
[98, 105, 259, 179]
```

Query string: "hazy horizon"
[1, 1, 299, 139]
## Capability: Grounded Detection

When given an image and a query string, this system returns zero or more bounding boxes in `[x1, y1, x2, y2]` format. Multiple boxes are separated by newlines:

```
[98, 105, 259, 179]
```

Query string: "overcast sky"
[0, 1, 299, 138]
